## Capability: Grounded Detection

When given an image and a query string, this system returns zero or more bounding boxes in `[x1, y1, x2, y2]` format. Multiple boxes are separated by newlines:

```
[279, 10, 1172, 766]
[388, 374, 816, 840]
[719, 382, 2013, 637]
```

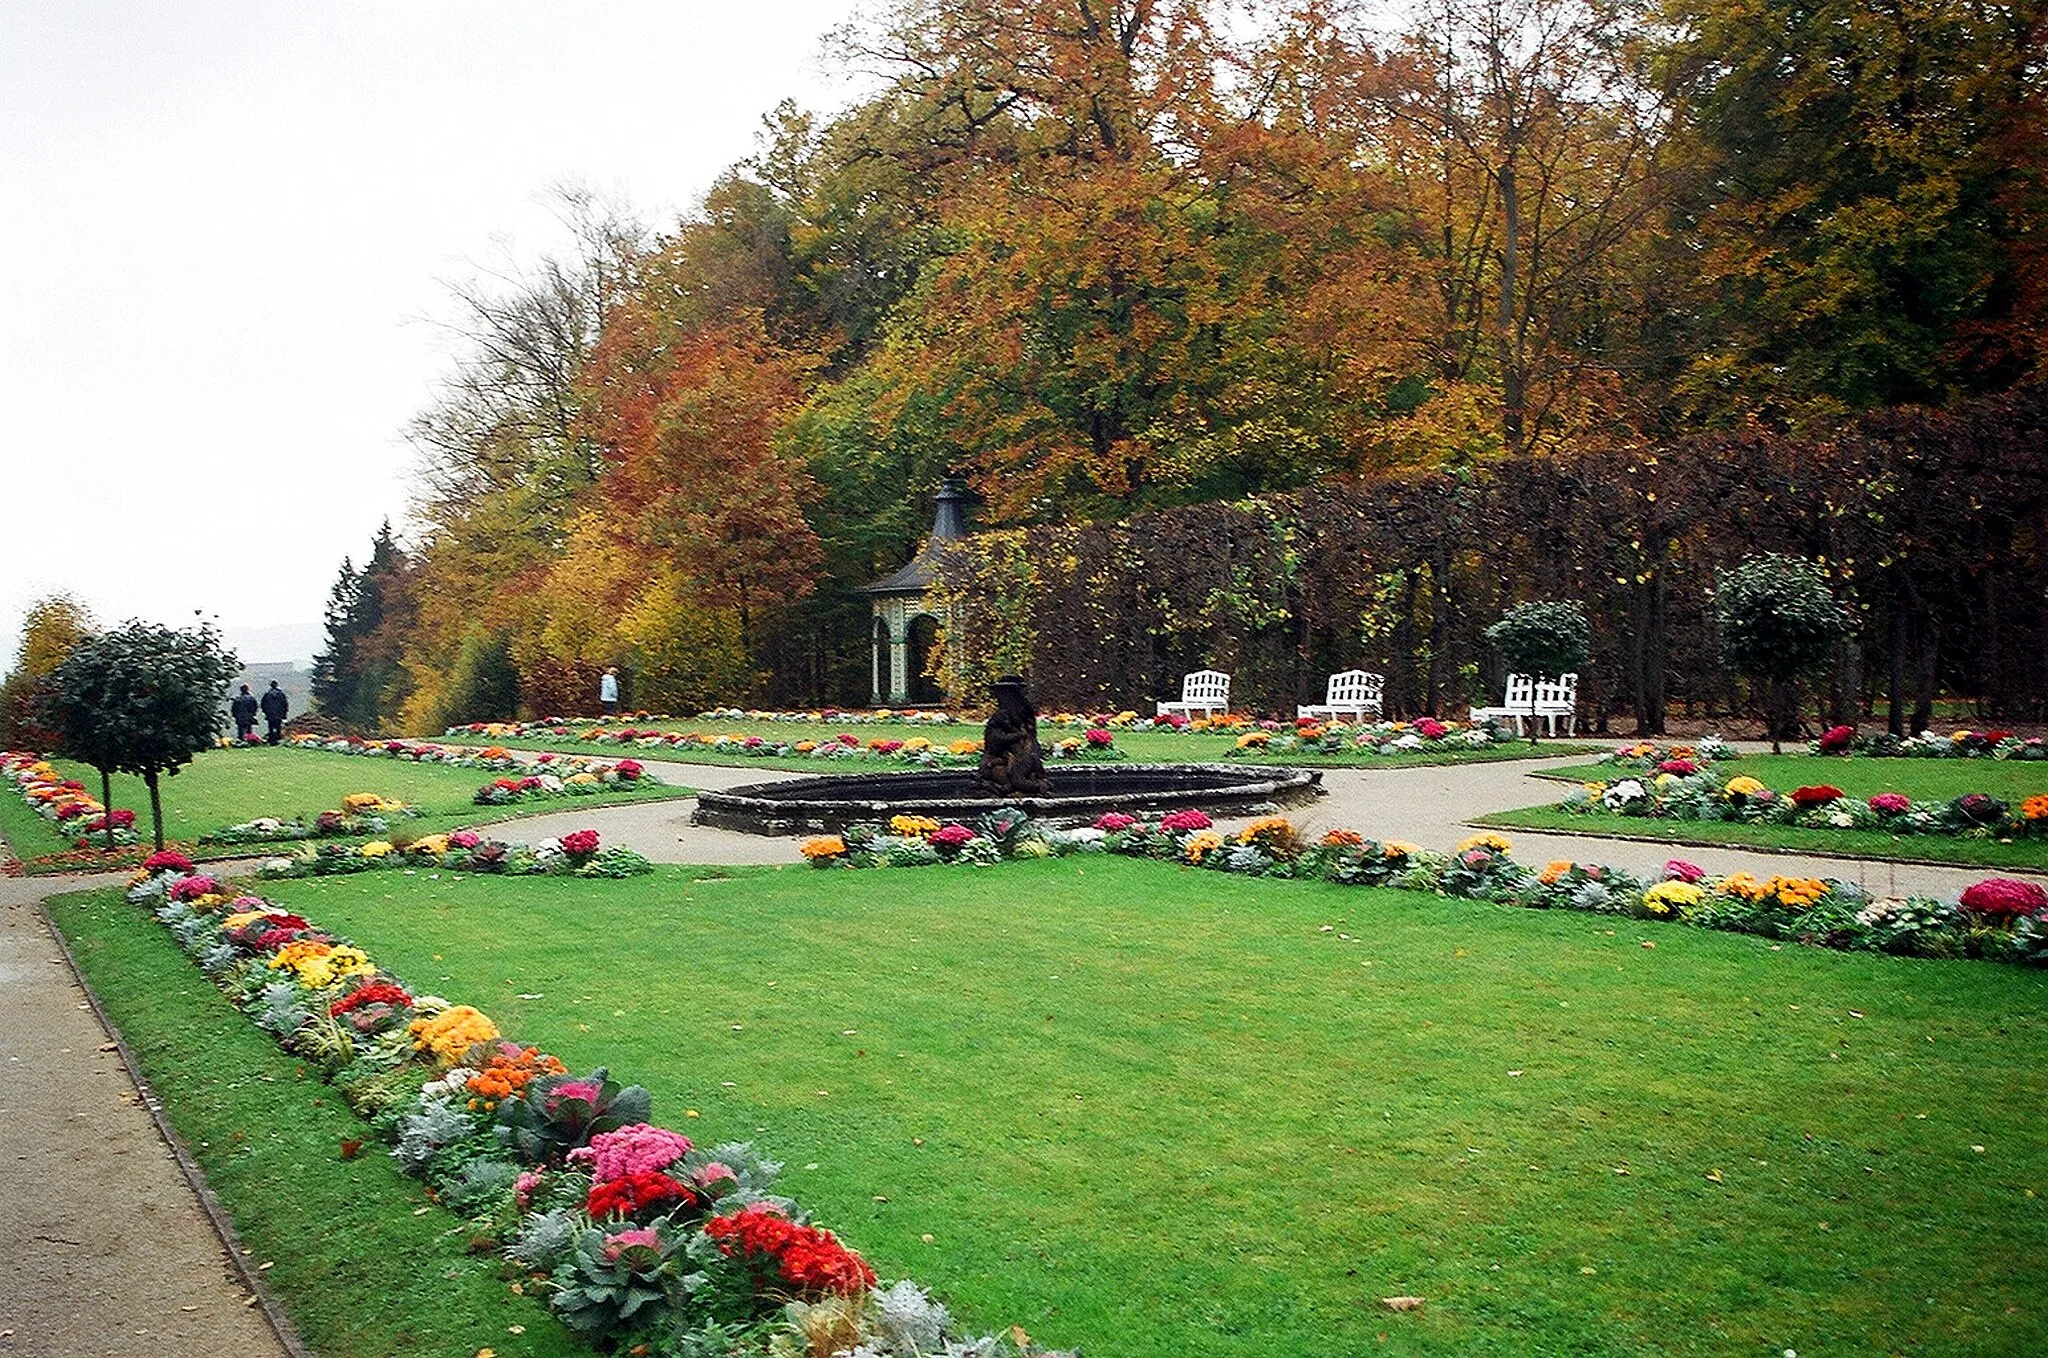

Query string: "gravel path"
[0, 872, 286, 1358]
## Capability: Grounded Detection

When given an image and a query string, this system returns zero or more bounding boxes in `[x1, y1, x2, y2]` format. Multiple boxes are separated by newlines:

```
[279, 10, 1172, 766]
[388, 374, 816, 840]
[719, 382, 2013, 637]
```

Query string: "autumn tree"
[0, 594, 94, 749]
[1659, 0, 2048, 425]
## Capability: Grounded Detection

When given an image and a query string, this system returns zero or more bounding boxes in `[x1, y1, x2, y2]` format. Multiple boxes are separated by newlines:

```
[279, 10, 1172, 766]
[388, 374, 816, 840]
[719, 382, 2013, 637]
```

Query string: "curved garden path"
[0, 869, 288, 1358]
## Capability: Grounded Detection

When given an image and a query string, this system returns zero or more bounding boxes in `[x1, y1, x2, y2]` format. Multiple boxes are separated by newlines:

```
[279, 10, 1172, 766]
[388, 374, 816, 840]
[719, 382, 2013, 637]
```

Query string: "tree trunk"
[100, 768, 115, 851]
[1497, 158, 1524, 453]
[144, 769, 165, 852]
[1888, 601, 1908, 736]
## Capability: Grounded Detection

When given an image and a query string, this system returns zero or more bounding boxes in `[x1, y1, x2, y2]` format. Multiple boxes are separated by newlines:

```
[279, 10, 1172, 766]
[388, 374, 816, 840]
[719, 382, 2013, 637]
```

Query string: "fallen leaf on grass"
[1381, 1296, 1425, 1312]
[340, 1138, 363, 1160]
[1705, 1169, 1724, 1183]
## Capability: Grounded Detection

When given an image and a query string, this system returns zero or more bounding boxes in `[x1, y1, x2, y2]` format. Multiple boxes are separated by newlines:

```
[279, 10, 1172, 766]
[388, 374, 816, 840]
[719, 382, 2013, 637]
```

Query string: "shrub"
[1711, 554, 1849, 752]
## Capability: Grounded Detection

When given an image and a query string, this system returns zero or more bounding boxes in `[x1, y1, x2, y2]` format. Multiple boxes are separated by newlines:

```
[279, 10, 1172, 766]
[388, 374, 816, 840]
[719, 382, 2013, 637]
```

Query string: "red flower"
[143, 849, 194, 873]
[561, 829, 601, 856]
[330, 981, 412, 1016]
[1416, 718, 1449, 739]
[1818, 724, 1855, 754]
[1959, 878, 2048, 921]
[1085, 727, 1115, 747]
[704, 1203, 874, 1296]
[616, 759, 643, 779]
[1790, 785, 1844, 808]
[586, 1171, 697, 1220]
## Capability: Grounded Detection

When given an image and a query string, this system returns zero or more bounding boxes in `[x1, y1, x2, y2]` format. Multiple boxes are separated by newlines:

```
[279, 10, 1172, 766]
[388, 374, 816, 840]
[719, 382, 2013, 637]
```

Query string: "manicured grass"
[236, 858, 2048, 1357]
[44, 888, 580, 1358]
[0, 746, 690, 867]
[1491, 754, 2048, 870]
[438, 721, 1598, 771]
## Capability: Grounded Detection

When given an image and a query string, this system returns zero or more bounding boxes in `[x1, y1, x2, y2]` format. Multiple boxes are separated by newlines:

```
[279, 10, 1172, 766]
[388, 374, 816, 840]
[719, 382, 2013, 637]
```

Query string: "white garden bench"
[1298, 669, 1385, 723]
[1157, 669, 1233, 721]
[1471, 673, 1579, 735]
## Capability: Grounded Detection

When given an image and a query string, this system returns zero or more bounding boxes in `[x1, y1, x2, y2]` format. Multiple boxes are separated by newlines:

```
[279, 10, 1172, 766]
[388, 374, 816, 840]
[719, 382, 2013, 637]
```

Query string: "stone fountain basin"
[692, 763, 1324, 836]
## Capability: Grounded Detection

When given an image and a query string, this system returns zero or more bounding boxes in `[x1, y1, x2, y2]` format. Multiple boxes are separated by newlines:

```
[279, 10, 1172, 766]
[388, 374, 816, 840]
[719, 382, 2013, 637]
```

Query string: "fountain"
[692, 676, 1323, 836]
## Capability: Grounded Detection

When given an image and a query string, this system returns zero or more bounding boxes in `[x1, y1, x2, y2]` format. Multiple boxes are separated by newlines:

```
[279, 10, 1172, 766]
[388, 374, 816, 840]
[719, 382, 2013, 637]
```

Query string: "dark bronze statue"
[976, 674, 1051, 796]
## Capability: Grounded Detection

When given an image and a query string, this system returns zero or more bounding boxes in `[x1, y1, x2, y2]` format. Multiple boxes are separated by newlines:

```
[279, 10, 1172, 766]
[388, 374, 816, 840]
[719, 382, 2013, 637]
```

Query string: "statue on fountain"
[976, 674, 1051, 796]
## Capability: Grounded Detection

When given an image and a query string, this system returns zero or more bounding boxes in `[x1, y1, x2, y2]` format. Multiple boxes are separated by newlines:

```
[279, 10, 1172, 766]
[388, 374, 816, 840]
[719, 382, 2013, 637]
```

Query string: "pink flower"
[602, 1227, 662, 1261]
[1416, 718, 1449, 740]
[1664, 859, 1706, 883]
[514, 1169, 545, 1208]
[694, 1161, 737, 1189]
[546, 1079, 603, 1109]
[568, 1123, 693, 1182]
[1094, 812, 1138, 832]
[931, 824, 976, 849]
[1959, 878, 2048, 921]
[1160, 809, 1213, 833]
[1658, 758, 1697, 776]
[1868, 793, 1911, 815]
[448, 830, 481, 849]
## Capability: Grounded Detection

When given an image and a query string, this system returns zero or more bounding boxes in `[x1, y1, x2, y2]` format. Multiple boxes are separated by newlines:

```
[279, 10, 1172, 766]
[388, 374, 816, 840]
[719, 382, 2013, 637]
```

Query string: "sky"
[0, 0, 874, 669]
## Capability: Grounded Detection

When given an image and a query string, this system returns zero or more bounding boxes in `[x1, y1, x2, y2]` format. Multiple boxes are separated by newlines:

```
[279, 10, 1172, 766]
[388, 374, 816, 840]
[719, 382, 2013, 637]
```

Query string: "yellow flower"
[948, 737, 982, 755]
[342, 792, 385, 812]
[889, 814, 940, 838]
[409, 1005, 500, 1063]
[795, 740, 818, 753]
[359, 840, 394, 857]
[1183, 830, 1226, 863]
[1538, 859, 1573, 885]
[903, 736, 931, 751]
[800, 836, 847, 859]
[1234, 732, 1269, 749]
[1643, 881, 1704, 916]
[1723, 776, 1767, 800]
[410, 834, 451, 856]
[1456, 832, 1513, 855]
[565, 771, 598, 786]
[1383, 840, 1419, 858]
[1239, 816, 1294, 844]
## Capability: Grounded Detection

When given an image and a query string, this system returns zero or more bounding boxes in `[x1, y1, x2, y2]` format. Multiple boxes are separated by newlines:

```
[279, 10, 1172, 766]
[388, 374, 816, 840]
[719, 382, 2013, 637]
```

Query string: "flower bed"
[201, 792, 419, 846]
[802, 809, 2048, 967]
[120, 863, 1068, 1357]
[1556, 770, 2048, 841]
[252, 827, 653, 880]
[471, 757, 657, 806]
[1222, 716, 1506, 758]
[448, 724, 1127, 767]
[1811, 726, 2048, 760]
[1591, 736, 1735, 775]
[2, 751, 141, 848]
[286, 733, 532, 769]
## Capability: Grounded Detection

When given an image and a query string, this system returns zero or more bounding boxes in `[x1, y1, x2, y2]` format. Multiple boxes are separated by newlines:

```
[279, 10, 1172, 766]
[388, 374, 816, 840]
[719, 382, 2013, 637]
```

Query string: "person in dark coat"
[258, 681, 289, 745]
[230, 684, 259, 741]
[976, 675, 1051, 796]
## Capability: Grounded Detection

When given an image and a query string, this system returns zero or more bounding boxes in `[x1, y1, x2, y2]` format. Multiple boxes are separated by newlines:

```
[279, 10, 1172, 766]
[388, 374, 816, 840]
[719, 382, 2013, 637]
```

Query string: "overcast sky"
[0, 0, 873, 669]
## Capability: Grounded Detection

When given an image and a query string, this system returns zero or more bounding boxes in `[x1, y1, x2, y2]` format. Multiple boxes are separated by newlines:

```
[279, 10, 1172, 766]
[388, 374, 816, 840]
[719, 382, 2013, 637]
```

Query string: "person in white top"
[600, 667, 620, 717]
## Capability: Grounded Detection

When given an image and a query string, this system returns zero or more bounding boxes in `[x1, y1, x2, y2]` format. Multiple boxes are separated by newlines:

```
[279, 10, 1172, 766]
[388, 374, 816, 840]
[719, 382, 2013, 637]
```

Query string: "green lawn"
[151, 857, 2048, 1357]
[437, 720, 1597, 771]
[0, 746, 690, 868]
[46, 888, 581, 1358]
[1487, 754, 2048, 870]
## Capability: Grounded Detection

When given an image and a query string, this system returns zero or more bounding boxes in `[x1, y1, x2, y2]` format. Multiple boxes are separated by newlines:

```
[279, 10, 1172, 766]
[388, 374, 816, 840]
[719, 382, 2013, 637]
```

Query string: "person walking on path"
[229, 684, 258, 742]
[600, 667, 620, 717]
[258, 680, 289, 744]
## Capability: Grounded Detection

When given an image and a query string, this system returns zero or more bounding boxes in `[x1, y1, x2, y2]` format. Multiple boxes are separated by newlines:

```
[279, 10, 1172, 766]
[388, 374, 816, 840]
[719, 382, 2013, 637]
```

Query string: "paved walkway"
[0, 871, 286, 1358]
